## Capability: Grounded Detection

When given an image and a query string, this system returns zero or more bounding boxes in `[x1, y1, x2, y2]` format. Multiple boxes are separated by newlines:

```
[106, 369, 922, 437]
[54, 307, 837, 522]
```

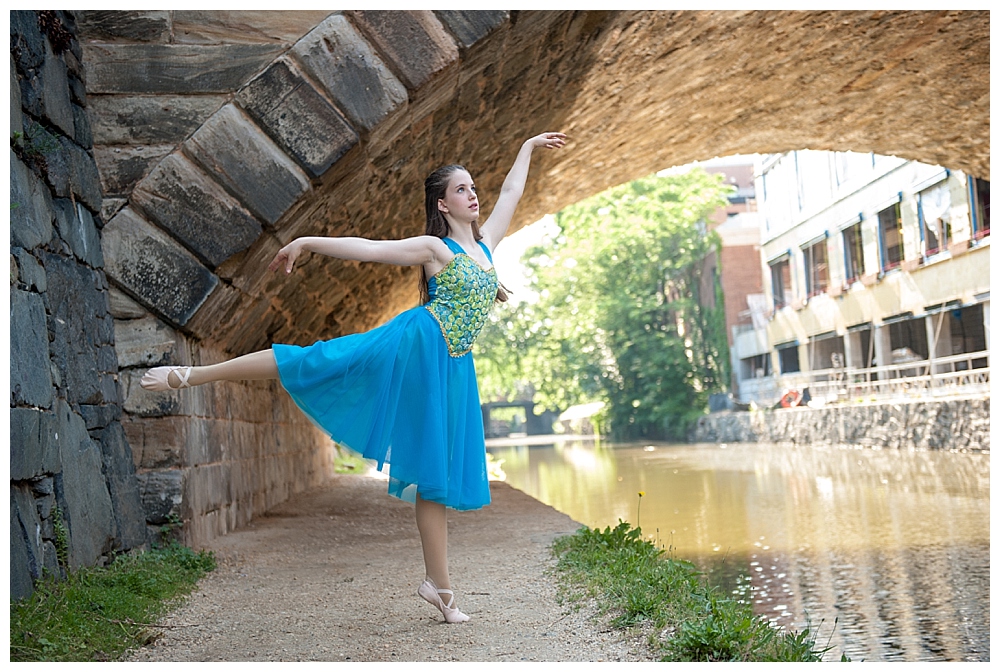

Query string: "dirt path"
[127, 473, 650, 662]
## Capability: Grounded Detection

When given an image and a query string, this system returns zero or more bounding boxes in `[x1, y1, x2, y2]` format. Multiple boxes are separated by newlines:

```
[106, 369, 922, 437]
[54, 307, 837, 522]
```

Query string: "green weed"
[551, 521, 835, 662]
[10, 542, 216, 662]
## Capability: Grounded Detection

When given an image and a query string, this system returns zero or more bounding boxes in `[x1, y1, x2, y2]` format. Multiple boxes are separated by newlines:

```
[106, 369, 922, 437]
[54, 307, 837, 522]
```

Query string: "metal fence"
[774, 350, 990, 404]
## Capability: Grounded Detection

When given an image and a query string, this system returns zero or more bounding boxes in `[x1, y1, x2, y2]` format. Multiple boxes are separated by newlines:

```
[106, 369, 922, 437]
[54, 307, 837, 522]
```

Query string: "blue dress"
[272, 237, 498, 511]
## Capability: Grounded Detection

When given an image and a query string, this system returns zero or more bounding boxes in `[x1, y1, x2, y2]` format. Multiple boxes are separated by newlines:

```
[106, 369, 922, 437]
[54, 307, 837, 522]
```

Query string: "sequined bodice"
[424, 239, 498, 357]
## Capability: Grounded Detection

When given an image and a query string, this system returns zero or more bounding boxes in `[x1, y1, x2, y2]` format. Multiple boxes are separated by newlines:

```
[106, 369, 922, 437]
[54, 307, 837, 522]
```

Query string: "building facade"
[733, 150, 990, 405]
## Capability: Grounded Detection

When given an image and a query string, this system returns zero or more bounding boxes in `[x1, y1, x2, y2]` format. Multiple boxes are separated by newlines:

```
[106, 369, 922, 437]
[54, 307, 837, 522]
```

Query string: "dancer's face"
[437, 170, 478, 223]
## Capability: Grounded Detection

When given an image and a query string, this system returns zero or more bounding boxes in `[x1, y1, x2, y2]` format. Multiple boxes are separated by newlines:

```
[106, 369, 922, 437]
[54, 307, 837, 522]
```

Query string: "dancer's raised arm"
[268, 235, 446, 275]
[479, 132, 567, 251]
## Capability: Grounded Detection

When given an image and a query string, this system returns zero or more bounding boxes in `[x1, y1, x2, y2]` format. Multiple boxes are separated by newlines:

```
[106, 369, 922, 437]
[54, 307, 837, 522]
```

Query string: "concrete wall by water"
[691, 398, 990, 451]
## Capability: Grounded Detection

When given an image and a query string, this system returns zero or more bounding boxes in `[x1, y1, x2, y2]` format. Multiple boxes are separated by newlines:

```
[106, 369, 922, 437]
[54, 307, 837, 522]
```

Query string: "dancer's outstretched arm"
[479, 132, 567, 251]
[269, 235, 448, 275]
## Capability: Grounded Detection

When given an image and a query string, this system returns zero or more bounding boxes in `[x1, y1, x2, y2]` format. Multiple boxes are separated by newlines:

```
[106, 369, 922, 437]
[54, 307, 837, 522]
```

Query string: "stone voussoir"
[347, 10, 459, 92]
[291, 13, 407, 133]
[433, 10, 509, 49]
[184, 104, 310, 227]
[132, 151, 263, 268]
[101, 206, 219, 327]
[237, 58, 359, 178]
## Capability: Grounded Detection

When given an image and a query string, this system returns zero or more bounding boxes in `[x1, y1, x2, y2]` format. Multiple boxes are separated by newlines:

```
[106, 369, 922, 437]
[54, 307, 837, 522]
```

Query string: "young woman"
[141, 131, 568, 623]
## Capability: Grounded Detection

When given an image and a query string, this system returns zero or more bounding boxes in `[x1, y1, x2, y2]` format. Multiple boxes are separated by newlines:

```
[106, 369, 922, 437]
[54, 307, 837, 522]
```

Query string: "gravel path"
[127, 473, 651, 662]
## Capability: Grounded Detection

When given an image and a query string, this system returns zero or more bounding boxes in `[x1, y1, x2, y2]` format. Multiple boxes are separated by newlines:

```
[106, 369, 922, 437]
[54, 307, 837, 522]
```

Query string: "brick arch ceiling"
[79, 10, 989, 355]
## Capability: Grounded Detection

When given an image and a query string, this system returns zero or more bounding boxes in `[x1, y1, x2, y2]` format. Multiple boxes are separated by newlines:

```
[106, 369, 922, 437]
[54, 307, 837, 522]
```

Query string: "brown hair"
[420, 164, 508, 304]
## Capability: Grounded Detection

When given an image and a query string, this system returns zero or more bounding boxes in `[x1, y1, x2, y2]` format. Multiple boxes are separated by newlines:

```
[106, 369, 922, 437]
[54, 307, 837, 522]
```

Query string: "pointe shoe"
[140, 366, 193, 392]
[418, 579, 470, 623]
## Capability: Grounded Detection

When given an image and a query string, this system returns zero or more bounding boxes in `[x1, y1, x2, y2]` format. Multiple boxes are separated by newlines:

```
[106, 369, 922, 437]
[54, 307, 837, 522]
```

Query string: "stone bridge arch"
[73, 10, 987, 544]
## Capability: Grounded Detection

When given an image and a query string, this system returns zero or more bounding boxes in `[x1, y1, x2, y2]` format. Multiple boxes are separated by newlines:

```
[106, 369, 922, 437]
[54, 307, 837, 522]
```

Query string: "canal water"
[486, 438, 990, 662]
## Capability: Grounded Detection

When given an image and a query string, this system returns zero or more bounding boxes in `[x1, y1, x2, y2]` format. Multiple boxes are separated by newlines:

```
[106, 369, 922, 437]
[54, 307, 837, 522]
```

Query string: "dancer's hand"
[525, 132, 567, 150]
[269, 239, 304, 274]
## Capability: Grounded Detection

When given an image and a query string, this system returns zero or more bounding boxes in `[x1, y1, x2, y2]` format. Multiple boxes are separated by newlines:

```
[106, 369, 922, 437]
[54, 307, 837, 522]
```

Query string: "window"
[769, 257, 792, 309]
[802, 238, 829, 297]
[971, 177, 990, 239]
[878, 202, 903, 271]
[776, 343, 800, 373]
[842, 221, 864, 284]
[739, 354, 771, 380]
[919, 182, 951, 256]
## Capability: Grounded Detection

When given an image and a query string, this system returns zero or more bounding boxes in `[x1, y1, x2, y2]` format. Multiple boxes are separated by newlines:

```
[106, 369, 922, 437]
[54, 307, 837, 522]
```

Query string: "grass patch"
[551, 521, 843, 662]
[333, 444, 374, 474]
[10, 542, 216, 662]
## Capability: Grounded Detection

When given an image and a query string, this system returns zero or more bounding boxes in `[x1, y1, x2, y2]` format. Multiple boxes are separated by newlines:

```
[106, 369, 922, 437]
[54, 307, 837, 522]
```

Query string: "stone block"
[11, 11, 46, 72]
[434, 10, 508, 48]
[82, 43, 285, 94]
[72, 103, 92, 148]
[237, 59, 358, 178]
[10, 289, 54, 408]
[186, 463, 231, 516]
[11, 485, 43, 595]
[184, 418, 219, 467]
[186, 105, 310, 226]
[10, 494, 37, 600]
[35, 38, 76, 137]
[171, 10, 334, 45]
[99, 422, 149, 550]
[113, 314, 179, 368]
[10, 407, 62, 480]
[101, 207, 218, 326]
[121, 368, 183, 418]
[136, 468, 184, 525]
[75, 11, 171, 42]
[347, 10, 458, 91]
[79, 403, 121, 430]
[53, 199, 103, 268]
[293, 14, 407, 132]
[107, 286, 147, 319]
[11, 55, 24, 141]
[132, 152, 263, 267]
[39, 251, 105, 404]
[10, 150, 55, 250]
[11, 248, 47, 292]
[130, 416, 188, 469]
[95, 199, 122, 227]
[41, 136, 103, 211]
[88, 94, 226, 146]
[92, 144, 172, 196]
[54, 399, 116, 569]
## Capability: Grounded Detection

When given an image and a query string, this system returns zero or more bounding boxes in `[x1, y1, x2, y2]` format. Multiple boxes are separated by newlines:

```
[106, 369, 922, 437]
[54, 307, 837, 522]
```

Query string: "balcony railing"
[775, 350, 990, 405]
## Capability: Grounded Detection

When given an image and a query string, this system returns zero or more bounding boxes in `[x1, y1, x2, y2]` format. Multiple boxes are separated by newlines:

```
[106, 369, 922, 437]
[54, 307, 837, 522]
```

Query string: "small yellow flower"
[638, 491, 645, 497]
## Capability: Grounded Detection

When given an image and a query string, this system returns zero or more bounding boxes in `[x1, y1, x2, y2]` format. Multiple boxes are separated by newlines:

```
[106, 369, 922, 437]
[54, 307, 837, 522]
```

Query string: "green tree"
[474, 169, 732, 440]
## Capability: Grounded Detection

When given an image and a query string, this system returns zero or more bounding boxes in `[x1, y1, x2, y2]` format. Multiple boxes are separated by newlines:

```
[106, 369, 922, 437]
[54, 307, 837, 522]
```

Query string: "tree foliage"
[474, 169, 732, 440]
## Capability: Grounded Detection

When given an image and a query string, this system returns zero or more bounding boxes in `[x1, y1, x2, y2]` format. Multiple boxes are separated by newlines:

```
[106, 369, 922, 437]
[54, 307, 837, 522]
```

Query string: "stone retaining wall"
[690, 397, 990, 451]
[10, 10, 146, 600]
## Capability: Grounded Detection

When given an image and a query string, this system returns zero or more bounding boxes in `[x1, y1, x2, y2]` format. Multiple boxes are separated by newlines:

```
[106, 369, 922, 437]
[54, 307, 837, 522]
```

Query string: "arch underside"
[81, 9, 989, 353]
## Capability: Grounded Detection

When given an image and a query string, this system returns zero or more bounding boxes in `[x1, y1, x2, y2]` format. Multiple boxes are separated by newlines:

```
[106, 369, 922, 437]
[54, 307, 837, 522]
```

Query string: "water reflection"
[488, 439, 990, 662]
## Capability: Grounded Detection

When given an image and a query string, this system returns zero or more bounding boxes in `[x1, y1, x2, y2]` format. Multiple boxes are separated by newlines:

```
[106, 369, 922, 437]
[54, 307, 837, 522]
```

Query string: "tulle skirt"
[272, 306, 491, 511]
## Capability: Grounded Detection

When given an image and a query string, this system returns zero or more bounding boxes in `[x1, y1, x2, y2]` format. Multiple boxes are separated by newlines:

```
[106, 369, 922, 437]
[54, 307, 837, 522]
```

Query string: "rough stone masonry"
[10, 10, 146, 600]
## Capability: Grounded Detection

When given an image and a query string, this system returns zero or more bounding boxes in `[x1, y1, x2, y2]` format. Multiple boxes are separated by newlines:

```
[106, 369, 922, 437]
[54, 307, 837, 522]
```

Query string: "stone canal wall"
[691, 397, 990, 451]
[10, 11, 147, 600]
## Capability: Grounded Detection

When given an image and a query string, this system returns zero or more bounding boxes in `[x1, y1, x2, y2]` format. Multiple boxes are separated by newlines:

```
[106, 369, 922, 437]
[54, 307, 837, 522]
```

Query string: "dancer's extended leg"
[141, 349, 279, 390]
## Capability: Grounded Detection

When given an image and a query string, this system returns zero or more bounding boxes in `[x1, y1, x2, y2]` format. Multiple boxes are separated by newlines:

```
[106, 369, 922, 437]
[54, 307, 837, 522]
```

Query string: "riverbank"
[124, 472, 647, 662]
[691, 396, 990, 450]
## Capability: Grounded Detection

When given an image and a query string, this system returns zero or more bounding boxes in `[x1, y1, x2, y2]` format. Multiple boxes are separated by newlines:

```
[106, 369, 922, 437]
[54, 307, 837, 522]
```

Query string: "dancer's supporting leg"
[416, 494, 469, 622]
[142, 350, 279, 390]
[416, 495, 451, 590]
